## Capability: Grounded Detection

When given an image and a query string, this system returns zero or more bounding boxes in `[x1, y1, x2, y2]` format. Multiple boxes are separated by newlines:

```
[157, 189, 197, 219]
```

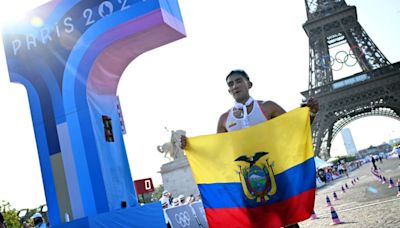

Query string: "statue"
[157, 130, 186, 160]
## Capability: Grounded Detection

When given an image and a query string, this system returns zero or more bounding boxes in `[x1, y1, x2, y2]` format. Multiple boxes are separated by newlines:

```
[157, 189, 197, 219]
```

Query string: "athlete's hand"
[180, 135, 187, 150]
[306, 97, 319, 114]
[301, 97, 319, 115]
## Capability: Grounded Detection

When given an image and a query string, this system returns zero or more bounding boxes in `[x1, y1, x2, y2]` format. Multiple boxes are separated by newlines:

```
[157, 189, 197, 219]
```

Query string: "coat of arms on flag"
[235, 151, 277, 203]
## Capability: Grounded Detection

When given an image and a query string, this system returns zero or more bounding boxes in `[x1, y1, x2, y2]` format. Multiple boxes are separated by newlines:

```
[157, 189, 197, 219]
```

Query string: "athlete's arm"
[217, 112, 229, 133]
[261, 100, 286, 119]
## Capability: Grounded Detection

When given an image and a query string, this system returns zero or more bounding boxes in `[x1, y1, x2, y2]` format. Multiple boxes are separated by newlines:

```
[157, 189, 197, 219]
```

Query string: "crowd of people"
[159, 190, 201, 209]
[159, 189, 202, 227]
[316, 149, 399, 185]
[317, 160, 363, 184]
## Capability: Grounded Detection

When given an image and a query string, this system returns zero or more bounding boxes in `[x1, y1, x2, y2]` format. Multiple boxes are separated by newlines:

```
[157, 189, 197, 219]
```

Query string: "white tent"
[314, 156, 333, 169]
[327, 157, 339, 163]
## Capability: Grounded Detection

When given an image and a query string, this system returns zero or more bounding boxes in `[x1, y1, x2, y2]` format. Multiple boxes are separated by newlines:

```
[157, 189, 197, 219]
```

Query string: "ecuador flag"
[186, 107, 316, 228]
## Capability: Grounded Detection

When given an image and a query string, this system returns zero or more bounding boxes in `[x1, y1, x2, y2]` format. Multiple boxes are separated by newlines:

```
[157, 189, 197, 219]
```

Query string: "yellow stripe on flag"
[186, 107, 314, 184]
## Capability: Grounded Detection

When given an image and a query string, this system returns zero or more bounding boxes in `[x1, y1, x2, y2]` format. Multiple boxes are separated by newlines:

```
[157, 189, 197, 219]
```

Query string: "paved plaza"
[299, 157, 400, 228]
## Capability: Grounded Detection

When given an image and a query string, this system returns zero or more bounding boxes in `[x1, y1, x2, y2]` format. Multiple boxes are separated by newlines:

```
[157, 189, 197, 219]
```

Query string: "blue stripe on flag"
[198, 157, 316, 208]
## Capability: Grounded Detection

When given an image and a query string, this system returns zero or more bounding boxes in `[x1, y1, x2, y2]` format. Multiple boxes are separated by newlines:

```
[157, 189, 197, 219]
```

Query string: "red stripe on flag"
[205, 188, 315, 228]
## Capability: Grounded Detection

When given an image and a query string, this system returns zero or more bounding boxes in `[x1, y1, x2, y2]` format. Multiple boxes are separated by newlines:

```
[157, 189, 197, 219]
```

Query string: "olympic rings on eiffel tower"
[316, 45, 365, 71]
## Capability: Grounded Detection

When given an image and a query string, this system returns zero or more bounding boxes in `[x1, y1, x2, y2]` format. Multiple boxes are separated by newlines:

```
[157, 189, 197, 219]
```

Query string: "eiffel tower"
[301, 0, 400, 159]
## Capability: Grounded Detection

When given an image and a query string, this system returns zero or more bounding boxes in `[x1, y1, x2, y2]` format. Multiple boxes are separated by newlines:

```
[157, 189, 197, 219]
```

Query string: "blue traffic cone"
[351, 180, 354, 185]
[341, 186, 346, 193]
[371, 169, 379, 178]
[382, 176, 387, 184]
[388, 178, 394, 188]
[330, 206, 342, 225]
[345, 183, 349, 189]
[310, 209, 318, 220]
[326, 195, 332, 206]
[333, 191, 339, 201]
[397, 179, 400, 197]
[356, 177, 359, 181]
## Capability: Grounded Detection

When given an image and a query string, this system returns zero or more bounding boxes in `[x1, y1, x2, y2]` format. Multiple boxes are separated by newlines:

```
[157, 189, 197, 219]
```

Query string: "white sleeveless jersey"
[224, 101, 268, 132]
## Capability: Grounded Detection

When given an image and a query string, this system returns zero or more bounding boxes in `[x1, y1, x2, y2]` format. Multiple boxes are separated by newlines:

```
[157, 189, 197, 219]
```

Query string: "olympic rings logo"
[174, 211, 191, 227]
[316, 45, 365, 71]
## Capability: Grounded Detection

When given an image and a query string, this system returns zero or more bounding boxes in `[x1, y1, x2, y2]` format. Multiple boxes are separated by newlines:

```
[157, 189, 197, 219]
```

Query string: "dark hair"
[226, 69, 250, 82]
[33, 217, 43, 226]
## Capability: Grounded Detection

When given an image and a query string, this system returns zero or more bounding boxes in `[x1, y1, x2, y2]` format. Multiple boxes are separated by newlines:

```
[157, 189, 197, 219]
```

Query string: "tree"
[0, 201, 22, 228]
[150, 184, 164, 202]
[337, 155, 356, 163]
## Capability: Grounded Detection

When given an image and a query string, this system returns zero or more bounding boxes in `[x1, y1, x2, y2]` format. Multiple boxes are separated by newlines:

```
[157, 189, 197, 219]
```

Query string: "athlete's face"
[227, 74, 252, 103]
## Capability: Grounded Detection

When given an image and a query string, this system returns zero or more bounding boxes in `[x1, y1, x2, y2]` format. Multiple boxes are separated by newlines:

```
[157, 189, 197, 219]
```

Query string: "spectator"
[30, 213, 47, 228]
[186, 194, 195, 204]
[342, 163, 348, 177]
[159, 190, 173, 207]
[317, 169, 326, 182]
[325, 169, 332, 182]
[371, 155, 377, 171]
[396, 146, 400, 160]
[177, 195, 185, 205]
[195, 194, 202, 202]
[161, 200, 171, 228]
[172, 198, 180, 207]
[337, 163, 343, 175]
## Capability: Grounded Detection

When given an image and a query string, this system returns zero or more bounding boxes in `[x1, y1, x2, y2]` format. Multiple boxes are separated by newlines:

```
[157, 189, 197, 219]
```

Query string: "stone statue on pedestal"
[157, 130, 186, 160]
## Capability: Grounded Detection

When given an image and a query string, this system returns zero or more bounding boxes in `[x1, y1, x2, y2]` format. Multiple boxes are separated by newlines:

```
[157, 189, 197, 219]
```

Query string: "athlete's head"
[226, 69, 252, 103]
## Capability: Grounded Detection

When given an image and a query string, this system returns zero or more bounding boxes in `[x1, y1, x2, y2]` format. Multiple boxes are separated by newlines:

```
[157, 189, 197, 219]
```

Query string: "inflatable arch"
[2, 0, 186, 226]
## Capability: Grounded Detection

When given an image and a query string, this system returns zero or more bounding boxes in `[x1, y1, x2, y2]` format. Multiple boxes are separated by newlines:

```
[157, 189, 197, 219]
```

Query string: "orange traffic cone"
[330, 206, 342, 225]
[326, 195, 332, 206]
[388, 178, 394, 188]
[310, 209, 318, 220]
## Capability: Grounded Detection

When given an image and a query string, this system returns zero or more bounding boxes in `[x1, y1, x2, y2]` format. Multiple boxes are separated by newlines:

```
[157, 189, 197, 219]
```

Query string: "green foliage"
[338, 155, 356, 162]
[0, 201, 22, 228]
[0, 201, 48, 228]
[150, 184, 164, 202]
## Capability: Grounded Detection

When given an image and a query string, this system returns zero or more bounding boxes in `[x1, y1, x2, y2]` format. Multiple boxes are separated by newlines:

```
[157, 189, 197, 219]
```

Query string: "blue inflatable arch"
[2, 0, 185, 226]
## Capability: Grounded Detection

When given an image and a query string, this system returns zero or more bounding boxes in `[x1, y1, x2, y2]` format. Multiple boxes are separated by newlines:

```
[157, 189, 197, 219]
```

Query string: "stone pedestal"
[159, 156, 199, 198]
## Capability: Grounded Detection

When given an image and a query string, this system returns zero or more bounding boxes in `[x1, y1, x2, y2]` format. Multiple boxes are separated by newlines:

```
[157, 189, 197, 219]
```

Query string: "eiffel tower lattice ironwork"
[301, 0, 400, 159]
